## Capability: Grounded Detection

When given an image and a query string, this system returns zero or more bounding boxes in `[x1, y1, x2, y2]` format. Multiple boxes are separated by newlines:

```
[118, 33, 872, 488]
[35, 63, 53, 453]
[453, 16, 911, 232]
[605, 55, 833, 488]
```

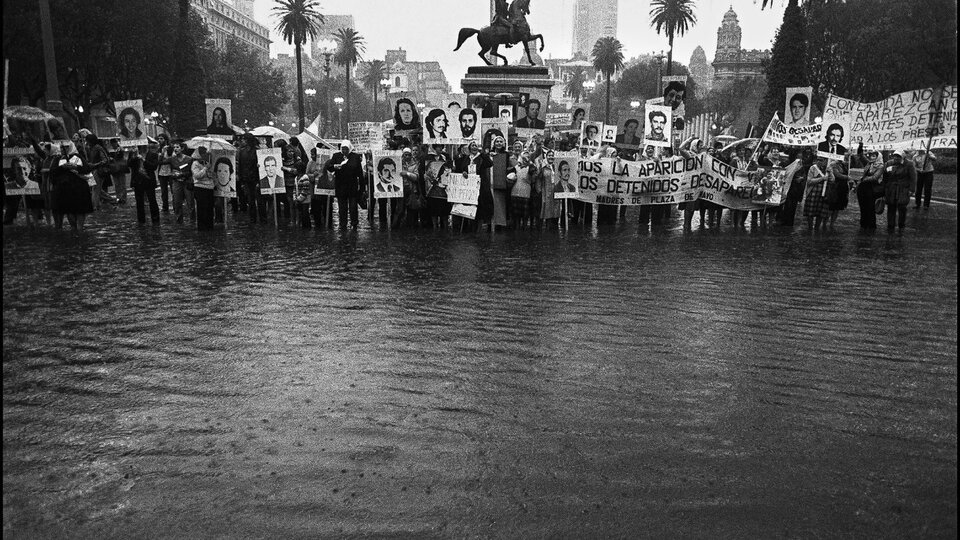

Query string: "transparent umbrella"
[185, 136, 236, 152]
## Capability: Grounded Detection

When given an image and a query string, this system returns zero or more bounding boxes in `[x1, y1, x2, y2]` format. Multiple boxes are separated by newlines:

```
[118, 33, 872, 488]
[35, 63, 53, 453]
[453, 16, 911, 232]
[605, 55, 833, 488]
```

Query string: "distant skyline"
[253, 0, 787, 91]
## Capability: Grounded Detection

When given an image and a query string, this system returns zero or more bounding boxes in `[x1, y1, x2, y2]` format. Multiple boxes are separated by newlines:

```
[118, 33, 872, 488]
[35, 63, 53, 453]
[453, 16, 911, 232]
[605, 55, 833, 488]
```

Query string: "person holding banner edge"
[326, 141, 365, 229]
[883, 150, 916, 233]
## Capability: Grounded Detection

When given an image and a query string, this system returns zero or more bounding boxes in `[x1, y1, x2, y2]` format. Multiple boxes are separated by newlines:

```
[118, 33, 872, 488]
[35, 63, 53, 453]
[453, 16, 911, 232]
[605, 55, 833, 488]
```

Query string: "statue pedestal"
[461, 66, 555, 97]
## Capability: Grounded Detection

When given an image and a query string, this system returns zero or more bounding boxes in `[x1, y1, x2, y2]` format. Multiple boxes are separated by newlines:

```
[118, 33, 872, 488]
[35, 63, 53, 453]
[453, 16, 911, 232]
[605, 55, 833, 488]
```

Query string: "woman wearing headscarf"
[49, 141, 94, 230]
[84, 133, 113, 209]
[855, 148, 885, 230]
[455, 141, 493, 231]
[826, 157, 851, 228]
[535, 150, 559, 229]
[803, 156, 833, 231]
[882, 150, 916, 233]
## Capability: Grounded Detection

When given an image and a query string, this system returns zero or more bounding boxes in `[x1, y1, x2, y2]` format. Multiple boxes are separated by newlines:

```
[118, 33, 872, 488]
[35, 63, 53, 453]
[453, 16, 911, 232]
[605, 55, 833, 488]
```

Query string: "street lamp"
[630, 100, 641, 111]
[583, 80, 596, 94]
[654, 50, 666, 96]
[334, 96, 344, 138]
[316, 38, 337, 138]
[380, 78, 392, 119]
[304, 88, 316, 129]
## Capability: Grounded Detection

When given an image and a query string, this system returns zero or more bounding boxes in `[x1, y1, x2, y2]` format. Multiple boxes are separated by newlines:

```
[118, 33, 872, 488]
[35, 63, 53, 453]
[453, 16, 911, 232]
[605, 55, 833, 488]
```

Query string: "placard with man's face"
[643, 105, 672, 148]
[256, 148, 284, 195]
[784, 87, 812, 126]
[372, 150, 404, 199]
[580, 121, 603, 150]
[209, 150, 237, 198]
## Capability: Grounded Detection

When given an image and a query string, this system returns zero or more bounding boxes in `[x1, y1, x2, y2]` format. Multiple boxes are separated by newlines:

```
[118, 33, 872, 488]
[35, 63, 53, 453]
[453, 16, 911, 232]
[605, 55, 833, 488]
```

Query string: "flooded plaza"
[3, 203, 957, 538]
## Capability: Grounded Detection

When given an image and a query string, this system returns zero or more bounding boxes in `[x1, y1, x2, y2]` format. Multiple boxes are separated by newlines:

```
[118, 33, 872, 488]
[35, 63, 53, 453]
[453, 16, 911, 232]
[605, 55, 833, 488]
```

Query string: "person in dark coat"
[454, 141, 493, 231]
[236, 134, 264, 222]
[326, 141, 365, 228]
[883, 150, 916, 233]
[129, 145, 160, 224]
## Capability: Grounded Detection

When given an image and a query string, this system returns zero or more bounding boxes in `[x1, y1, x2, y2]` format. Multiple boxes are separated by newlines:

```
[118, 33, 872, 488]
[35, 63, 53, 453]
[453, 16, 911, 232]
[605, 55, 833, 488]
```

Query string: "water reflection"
[3, 202, 957, 536]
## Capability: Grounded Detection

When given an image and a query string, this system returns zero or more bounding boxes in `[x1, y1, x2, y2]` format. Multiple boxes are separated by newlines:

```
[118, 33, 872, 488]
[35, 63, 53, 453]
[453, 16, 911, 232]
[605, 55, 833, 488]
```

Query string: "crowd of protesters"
[2, 125, 939, 235]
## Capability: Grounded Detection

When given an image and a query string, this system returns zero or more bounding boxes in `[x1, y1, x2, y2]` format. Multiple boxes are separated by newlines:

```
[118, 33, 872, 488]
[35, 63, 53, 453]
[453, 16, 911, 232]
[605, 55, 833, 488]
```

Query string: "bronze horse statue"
[454, 0, 544, 66]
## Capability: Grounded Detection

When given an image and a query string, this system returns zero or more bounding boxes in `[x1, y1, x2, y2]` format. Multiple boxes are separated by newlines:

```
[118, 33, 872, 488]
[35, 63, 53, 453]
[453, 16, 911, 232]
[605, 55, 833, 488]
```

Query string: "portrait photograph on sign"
[515, 86, 549, 130]
[568, 103, 591, 132]
[643, 105, 672, 148]
[205, 99, 234, 137]
[209, 150, 237, 199]
[552, 153, 579, 198]
[256, 148, 284, 195]
[784, 87, 813, 126]
[615, 117, 643, 150]
[601, 124, 617, 143]
[817, 113, 851, 160]
[580, 121, 602, 149]
[498, 105, 514, 126]
[422, 107, 452, 144]
[481, 120, 509, 152]
[313, 151, 335, 195]
[114, 99, 147, 146]
[372, 151, 404, 199]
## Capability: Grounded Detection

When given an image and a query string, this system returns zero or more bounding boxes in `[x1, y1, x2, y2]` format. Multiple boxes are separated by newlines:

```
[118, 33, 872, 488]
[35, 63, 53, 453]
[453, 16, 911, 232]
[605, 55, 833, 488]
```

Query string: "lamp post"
[316, 38, 337, 138]
[630, 100, 641, 116]
[304, 88, 316, 131]
[654, 50, 666, 97]
[380, 79, 392, 120]
[583, 79, 596, 95]
[334, 96, 344, 138]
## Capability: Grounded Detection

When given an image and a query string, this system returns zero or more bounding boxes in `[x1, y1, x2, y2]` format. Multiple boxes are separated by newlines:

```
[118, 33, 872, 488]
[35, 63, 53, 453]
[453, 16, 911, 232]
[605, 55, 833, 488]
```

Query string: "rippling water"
[3, 202, 957, 537]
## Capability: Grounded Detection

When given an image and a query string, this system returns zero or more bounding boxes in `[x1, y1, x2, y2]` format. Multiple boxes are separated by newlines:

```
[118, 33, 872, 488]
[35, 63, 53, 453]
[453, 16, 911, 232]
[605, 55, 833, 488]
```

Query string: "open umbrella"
[250, 125, 289, 139]
[721, 137, 759, 155]
[185, 136, 236, 151]
[3, 105, 55, 122]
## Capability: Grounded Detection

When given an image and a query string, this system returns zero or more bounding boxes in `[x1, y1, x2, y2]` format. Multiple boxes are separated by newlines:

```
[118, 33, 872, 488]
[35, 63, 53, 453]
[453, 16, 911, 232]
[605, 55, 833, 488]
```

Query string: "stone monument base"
[461, 66, 556, 118]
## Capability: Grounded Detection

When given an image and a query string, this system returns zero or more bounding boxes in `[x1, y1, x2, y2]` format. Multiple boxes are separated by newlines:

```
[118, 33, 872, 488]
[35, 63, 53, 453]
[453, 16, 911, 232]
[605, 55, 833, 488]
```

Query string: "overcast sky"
[254, 0, 787, 90]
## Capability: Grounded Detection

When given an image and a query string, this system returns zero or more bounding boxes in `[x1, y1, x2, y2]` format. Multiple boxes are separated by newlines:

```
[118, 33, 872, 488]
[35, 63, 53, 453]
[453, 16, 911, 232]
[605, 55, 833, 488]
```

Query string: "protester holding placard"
[882, 150, 916, 233]
[156, 134, 173, 213]
[826, 159, 851, 228]
[237, 134, 264, 223]
[912, 149, 937, 209]
[509, 151, 533, 229]
[191, 146, 216, 230]
[279, 145, 302, 224]
[48, 143, 94, 230]
[84, 133, 113, 210]
[534, 150, 559, 229]
[399, 147, 426, 228]
[803, 157, 833, 231]
[164, 140, 194, 224]
[129, 145, 160, 225]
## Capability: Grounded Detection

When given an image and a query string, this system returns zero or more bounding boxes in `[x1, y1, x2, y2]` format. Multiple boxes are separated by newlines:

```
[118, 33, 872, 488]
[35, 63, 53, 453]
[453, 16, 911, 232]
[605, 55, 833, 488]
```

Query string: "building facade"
[189, 0, 271, 61]
[688, 45, 713, 98]
[385, 48, 451, 109]
[711, 7, 769, 84]
[572, 0, 617, 58]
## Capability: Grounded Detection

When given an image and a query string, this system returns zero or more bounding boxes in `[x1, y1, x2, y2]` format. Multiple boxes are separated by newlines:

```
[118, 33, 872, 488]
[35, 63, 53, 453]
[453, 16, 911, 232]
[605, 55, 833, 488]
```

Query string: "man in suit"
[375, 157, 401, 194]
[515, 99, 546, 129]
[259, 155, 281, 191]
[326, 140, 365, 228]
[646, 110, 668, 142]
[817, 123, 848, 155]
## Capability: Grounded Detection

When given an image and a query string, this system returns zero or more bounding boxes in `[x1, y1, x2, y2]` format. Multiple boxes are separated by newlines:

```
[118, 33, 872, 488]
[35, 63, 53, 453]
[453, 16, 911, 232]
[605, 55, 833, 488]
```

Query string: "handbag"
[874, 197, 886, 214]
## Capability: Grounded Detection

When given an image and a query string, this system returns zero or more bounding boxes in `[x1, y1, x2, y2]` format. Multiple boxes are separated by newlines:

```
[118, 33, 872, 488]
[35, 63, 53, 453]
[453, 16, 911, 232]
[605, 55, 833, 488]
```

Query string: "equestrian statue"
[454, 0, 545, 66]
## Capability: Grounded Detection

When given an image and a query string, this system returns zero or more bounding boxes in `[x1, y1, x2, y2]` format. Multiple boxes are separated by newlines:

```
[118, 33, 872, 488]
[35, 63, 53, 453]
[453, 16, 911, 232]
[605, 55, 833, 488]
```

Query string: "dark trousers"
[276, 187, 293, 221]
[596, 204, 617, 225]
[637, 205, 651, 227]
[856, 182, 878, 229]
[311, 195, 331, 227]
[915, 171, 933, 207]
[887, 203, 907, 231]
[195, 188, 215, 230]
[299, 203, 312, 228]
[337, 196, 359, 228]
[247, 183, 267, 222]
[134, 179, 160, 223]
[377, 197, 401, 223]
[215, 197, 226, 223]
[158, 175, 172, 211]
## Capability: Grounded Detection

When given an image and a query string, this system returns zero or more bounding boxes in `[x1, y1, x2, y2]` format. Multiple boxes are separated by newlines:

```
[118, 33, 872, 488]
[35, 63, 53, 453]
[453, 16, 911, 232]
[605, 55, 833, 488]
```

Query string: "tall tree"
[207, 38, 288, 128]
[333, 27, 366, 127]
[649, 0, 697, 76]
[759, 0, 807, 124]
[564, 66, 586, 103]
[361, 60, 386, 119]
[591, 37, 625, 124]
[169, 0, 208, 136]
[273, 0, 324, 133]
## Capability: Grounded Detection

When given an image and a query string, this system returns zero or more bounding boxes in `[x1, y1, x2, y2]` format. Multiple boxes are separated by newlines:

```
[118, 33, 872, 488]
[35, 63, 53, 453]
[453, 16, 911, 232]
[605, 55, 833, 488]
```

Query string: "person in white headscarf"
[49, 141, 95, 230]
[855, 148, 885, 230]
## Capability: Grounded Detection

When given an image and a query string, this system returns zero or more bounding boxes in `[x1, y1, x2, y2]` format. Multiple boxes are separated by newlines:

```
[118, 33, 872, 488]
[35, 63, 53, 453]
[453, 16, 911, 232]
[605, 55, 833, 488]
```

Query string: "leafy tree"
[333, 28, 366, 126]
[207, 38, 288, 129]
[273, 0, 324, 133]
[169, 0, 209, 136]
[361, 60, 387, 119]
[649, 0, 697, 76]
[564, 66, 586, 103]
[759, 0, 807, 123]
[591, 37, 625, 124]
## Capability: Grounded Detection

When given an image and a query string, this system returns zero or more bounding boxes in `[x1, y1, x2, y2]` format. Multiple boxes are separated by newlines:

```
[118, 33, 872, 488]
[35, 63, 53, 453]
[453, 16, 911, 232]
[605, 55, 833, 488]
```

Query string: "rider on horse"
[491, 0, 518, 47]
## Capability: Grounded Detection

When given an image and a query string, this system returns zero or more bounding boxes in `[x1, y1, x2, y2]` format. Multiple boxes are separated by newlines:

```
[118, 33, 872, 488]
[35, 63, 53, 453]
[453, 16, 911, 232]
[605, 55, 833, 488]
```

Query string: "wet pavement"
[3, 199, 957, 538]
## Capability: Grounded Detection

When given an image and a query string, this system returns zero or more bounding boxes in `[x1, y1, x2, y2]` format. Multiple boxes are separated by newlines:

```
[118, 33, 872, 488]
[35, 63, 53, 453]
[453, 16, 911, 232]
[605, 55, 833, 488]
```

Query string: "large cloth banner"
[371, 150, 404, 199]
[114, 99, 147, 147]
[574, 153, 800, 210]
[256, 148, 285, 195]
[823, 86, 958, 150]
[447, 172, 481, 205]
[205, 98, 233, 137]
[758, 115, 823, 147]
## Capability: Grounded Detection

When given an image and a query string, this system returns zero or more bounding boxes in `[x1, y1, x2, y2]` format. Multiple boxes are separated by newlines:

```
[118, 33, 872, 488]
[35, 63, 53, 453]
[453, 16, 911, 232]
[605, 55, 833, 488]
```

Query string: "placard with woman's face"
[209, 150, 237, 198]
[115, 99, 147, 147]
[206, 99, 234, 137]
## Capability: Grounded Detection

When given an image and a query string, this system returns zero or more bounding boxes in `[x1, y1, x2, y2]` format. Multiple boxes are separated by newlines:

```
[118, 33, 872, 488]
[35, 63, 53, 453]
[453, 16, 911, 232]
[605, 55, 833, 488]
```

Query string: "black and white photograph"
[2, 1, 956, 538]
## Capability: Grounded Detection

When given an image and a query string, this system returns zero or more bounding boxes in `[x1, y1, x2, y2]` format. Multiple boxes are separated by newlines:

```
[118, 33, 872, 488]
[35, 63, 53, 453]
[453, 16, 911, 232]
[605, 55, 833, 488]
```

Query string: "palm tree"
[649, 0, 697, 76]
[333, 28, 366, 127]
[273, 0, 324, 132]
[591, 37, 624, 124]
[564, 66, 586, 103]
[361, 60, 387, 119]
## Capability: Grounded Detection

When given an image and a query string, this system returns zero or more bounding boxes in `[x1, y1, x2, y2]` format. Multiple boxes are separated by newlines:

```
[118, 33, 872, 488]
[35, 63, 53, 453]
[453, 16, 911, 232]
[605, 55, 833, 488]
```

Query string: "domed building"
[688, 46, 713, 98]
[711, 7, 769, 85]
